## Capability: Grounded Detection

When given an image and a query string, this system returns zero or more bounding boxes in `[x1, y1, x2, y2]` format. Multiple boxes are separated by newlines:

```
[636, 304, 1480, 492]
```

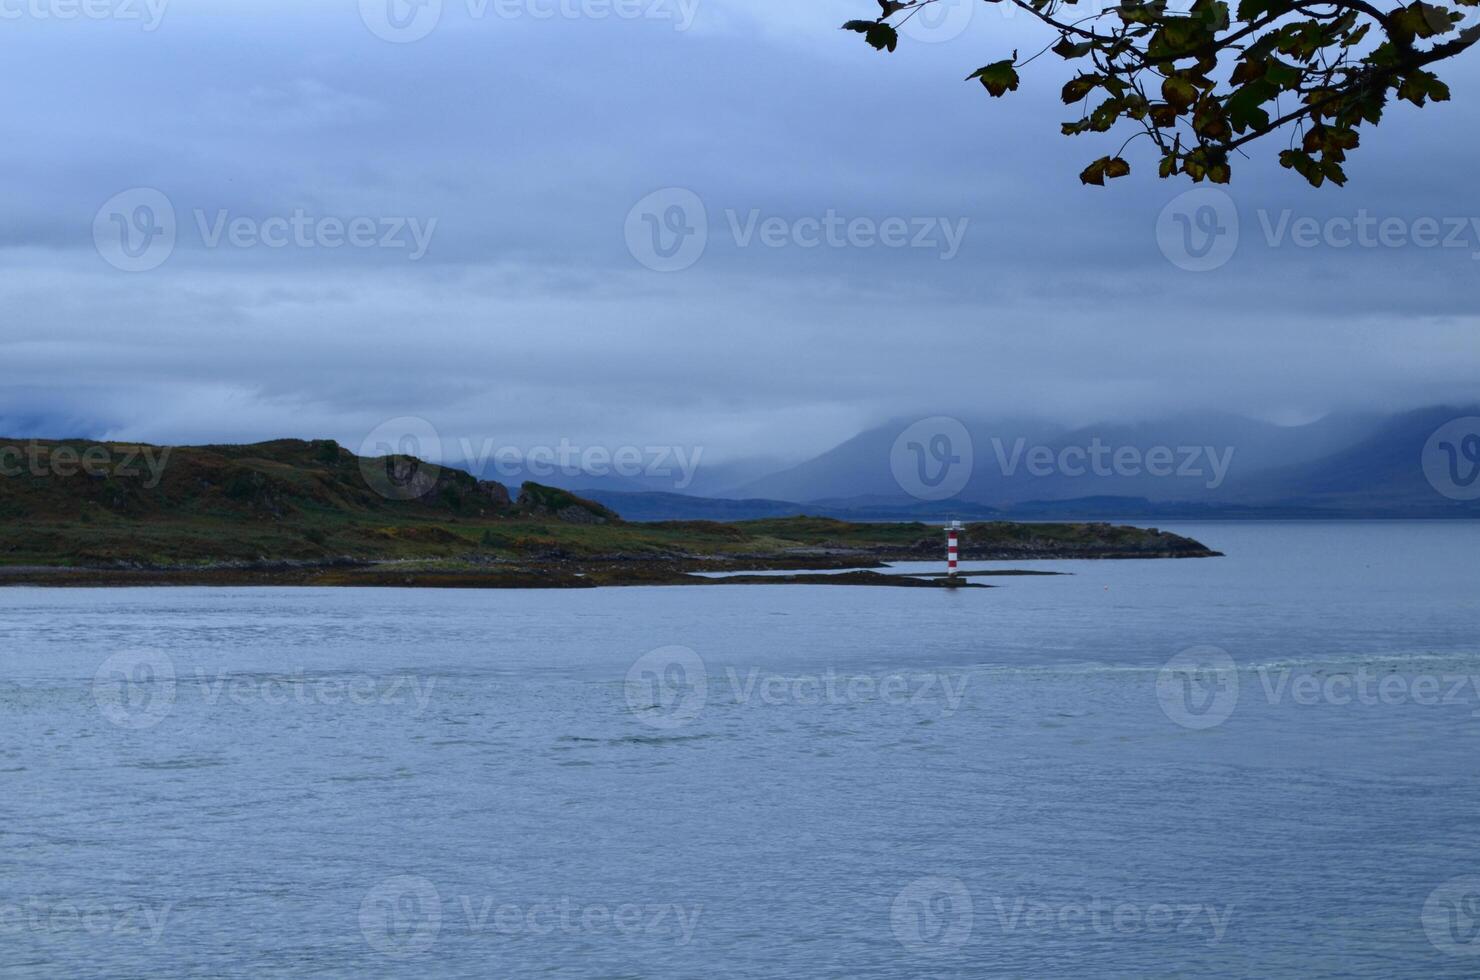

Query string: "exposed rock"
[514, 483, 620, 524]
[476, 480, 511, 509]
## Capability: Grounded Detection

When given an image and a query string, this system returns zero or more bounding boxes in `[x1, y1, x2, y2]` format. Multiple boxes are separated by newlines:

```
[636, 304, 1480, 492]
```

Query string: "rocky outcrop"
[476, 480, 512, 509]
[514, 483, 620, 524]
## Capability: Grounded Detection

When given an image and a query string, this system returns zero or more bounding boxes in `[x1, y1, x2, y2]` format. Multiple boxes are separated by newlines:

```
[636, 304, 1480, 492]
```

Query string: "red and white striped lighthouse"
[946, 520, 961, 577]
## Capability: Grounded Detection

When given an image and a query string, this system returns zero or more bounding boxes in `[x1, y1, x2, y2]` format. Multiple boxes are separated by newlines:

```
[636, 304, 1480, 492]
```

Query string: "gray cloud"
[2, 0, 1478, 464]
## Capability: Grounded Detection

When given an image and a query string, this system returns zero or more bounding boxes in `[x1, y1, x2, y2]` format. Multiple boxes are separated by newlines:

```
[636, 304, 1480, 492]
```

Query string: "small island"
[0, 438, 1220, 588]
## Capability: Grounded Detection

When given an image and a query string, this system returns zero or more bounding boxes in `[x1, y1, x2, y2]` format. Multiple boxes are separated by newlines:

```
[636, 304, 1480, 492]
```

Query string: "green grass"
[0, 437, 1214, 566]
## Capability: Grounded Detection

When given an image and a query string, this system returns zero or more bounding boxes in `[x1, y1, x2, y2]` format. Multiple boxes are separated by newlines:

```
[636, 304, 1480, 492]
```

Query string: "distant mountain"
[617, 406, 1480, 521]
[578, 492, 811, 522]
[729, 415, 1062, 502]
[579, 490, 1004, 523]
[1231, 405, 1480, 508]
[732, 411, 1389, 505]
[454, 453, 778, 499]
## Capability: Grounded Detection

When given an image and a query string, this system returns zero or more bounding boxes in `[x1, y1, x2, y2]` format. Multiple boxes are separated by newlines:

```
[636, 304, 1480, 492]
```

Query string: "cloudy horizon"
[5, 0, 1480, 466]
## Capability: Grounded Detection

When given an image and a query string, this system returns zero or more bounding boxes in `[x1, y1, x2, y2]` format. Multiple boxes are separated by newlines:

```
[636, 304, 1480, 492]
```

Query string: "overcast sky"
[3, 0, 1479, 465]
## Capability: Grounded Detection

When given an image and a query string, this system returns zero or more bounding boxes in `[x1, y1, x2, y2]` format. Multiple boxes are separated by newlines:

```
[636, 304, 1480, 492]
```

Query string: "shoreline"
[0, 551, 1207, 589]
[0, 439, 1221, 587]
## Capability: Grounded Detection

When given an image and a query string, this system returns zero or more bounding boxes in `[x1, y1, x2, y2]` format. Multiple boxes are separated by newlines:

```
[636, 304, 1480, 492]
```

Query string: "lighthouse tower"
[946, 520, 961, 578]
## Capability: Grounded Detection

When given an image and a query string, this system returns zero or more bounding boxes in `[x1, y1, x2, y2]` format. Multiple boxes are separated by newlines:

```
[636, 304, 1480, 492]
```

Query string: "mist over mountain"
[728, 411, 1388, 505]
[1234, 406, 1480, 507]
[6, 405, 1476, 519]
[569, 406, 1480, 519]
[452, 453, 775, 499]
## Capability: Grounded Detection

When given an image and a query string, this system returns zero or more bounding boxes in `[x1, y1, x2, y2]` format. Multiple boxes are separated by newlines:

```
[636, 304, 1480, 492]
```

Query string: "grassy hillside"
[0, 438, 1218, 575]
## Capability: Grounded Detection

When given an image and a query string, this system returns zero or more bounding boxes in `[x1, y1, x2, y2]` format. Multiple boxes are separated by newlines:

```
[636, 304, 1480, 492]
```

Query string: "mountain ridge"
[658, 406, 1480, 517]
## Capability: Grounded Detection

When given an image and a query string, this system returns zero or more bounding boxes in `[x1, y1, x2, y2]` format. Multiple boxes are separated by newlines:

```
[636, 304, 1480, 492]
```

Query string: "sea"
[3, 521, 1479, 978]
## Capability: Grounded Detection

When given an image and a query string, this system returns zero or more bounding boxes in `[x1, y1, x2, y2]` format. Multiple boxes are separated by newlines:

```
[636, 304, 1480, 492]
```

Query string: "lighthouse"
[946, 520, 961, 578]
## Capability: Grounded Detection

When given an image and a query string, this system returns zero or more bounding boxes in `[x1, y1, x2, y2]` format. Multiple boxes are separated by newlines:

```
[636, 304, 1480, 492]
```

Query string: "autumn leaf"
[968, 60, 1021, 97]
[1080, 156, 1131, 185]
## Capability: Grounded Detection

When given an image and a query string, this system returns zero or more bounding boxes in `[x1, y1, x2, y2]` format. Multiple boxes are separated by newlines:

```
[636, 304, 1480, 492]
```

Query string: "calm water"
[3, 522, 1480, 978]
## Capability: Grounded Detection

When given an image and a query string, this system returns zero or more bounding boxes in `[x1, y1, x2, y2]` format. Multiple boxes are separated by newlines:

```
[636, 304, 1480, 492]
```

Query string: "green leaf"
[1062, 73, 1104, 104]
[1263, 58, 1303, 88]
[1161, 75, 1198, 112]
[967, 59, 1021, 97]
[1237, 0, 1291, 19]
[843, 20, 899, 52]
[1148, 18, 1210, 61]
[1339, 87, 1388, 126]
[1089, 98, 1124, 131]
[1183, 148, 1228, 182]
[1150, 104, 1180, 127]
[1392, 1, 1454, 39]
[1275, 20, 1327, 61]
[1052, 37, 1095, 59]
[1367, 40, 1403, 67]
[1304, 125, 1360, 153]
[1227, 80, 1277, 132]
[1397, 69, 1451, 105]
[1191, 0, 1231, 31]
[1192, 98, 1232, 141]
[1117, 1, 1163, 25]
[1279, 149, 1325, 187]
[1229, 58, 1267, 86]
[1121, 93, 1151, 120]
